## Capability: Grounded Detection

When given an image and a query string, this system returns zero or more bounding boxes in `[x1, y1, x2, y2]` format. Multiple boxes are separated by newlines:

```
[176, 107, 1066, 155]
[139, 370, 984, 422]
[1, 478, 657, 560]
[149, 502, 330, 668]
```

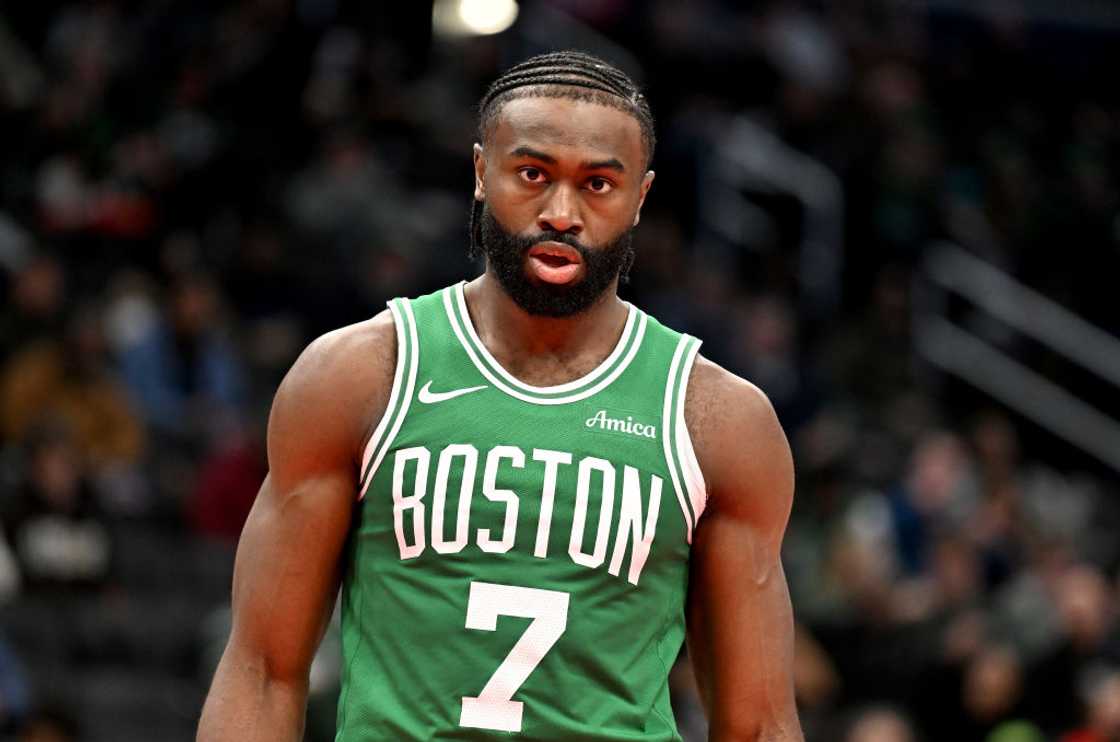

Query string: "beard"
[477, 204, 635, 318]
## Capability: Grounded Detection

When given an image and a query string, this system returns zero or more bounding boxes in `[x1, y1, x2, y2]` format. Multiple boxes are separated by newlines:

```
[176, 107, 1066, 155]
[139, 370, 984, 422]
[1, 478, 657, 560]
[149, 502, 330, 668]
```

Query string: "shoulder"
[683, 354, 794, 529]
[281, 309, 396, 393]
[270, 309, 398, 467]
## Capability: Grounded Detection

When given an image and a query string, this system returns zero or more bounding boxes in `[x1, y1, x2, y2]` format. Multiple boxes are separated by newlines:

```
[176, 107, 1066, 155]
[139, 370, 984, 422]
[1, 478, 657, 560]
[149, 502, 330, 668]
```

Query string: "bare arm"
[685, 357, 803, 742]
[197, 313, 396, 742]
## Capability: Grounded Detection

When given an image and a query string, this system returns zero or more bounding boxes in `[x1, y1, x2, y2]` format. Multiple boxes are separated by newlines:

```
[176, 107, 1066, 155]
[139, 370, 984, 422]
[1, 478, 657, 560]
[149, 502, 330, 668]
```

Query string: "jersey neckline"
[442, 281, 646, 405]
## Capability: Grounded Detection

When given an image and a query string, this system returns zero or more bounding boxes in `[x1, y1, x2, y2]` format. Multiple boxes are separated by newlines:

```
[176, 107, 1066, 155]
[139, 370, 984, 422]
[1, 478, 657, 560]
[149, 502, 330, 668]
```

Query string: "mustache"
[515, 230, 592, 256]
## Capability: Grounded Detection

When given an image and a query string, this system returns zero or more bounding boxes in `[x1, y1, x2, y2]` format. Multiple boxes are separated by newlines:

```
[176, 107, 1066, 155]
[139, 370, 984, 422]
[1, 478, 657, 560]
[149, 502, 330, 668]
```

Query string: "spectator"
[187, 418, 266, 544]
[1, 422, 111, 593]
[846, 706, 916, 742]
[0, 634, 31, 733]
[1028, 564, 1120, 732]
[1062, 671, 1120, 742]
[0, 254, 65, 362]
[959, 645, 1027, 739]
[14, 706, 79, 742]
[0, 304, 144, 469]
[114, 272, 245, 440]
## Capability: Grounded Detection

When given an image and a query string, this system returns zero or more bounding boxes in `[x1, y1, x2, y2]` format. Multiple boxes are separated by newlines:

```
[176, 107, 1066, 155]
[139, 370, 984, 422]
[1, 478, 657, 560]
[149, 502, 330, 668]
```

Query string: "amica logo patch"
[584, 410, 657, 440]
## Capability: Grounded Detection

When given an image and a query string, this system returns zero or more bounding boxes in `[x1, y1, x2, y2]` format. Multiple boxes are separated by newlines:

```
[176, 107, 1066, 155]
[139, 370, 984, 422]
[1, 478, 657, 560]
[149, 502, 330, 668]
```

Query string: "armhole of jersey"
[663, 335, 702, 543]
[675, 339, 708, 523]
[357, 298, 419, 499]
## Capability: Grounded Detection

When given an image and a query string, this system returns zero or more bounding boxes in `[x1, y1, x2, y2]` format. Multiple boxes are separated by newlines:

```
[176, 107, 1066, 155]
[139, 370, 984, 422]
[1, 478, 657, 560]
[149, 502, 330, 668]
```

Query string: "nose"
[538, 183, 583, 235]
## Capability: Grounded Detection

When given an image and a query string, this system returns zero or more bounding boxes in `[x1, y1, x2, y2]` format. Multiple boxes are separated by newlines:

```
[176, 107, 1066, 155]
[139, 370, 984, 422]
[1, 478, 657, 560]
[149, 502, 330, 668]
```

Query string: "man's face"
[473, 96, 655, 317]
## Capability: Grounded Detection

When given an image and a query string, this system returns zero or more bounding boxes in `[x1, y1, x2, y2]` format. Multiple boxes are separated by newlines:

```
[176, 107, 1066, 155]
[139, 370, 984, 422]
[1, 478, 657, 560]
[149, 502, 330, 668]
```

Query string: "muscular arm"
[197, 313, 395, 742]
[685, 357, 803, 742]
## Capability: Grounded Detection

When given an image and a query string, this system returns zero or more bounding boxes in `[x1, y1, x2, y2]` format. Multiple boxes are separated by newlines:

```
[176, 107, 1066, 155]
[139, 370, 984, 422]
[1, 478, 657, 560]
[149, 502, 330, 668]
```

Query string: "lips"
[526, 241, 584, 284]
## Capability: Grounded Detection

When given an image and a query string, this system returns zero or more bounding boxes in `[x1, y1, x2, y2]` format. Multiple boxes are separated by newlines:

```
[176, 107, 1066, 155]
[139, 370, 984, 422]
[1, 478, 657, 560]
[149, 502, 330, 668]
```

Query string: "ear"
[473, 143, 486, 201]
[632, 170, 655, 226]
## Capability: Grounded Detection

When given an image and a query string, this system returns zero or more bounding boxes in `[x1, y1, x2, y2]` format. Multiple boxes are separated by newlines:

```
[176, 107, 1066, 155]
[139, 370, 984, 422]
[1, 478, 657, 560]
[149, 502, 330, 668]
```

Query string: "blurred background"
[1, 0, 1120, 740]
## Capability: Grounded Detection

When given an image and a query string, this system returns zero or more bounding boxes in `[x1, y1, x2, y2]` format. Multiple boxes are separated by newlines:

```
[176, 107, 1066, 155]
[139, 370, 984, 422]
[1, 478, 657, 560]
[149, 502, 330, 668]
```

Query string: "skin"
[197, 95, 802, 741]
[684, 356, 802, 741]
[196, 313, 393, 742]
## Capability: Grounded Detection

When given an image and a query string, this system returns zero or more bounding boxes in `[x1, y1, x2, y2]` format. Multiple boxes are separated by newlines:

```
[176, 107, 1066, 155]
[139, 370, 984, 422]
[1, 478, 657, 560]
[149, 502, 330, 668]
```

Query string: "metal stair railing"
[915, 242, 1120, 474]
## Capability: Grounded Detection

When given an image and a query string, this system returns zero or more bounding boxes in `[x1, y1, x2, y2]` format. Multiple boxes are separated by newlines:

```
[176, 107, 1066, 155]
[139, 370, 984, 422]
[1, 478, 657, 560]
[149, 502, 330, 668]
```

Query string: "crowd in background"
[1, 1, 1120, 740]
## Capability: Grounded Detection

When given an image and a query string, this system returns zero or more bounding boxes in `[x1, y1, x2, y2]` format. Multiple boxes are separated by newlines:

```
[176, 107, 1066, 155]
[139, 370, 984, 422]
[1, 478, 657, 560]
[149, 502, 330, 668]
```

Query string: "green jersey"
[336, 282, 706, 741]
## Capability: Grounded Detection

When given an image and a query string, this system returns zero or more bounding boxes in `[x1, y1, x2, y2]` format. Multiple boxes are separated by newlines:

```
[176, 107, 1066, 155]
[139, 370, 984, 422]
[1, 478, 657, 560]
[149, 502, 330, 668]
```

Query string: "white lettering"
[477, 446, 524, 553]
[531, 449, 571, 558]
[432, 444, 478, 554]
[569, 457, 615, 569]
[608, 466, 662, 585]
[583, 410, 657, 440]
[391, 444, 661, 587]
[392, 447, 430, 559]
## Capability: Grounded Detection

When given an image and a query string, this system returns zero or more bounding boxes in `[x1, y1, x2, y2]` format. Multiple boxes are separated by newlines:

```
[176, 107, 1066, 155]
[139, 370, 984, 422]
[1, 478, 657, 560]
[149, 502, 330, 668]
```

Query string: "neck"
[463, 271, 629, 382]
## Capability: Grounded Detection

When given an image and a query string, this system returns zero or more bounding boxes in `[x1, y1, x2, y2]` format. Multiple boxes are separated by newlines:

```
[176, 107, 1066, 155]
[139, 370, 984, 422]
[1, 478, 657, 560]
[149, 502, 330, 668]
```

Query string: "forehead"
[488, 96, 645, 167]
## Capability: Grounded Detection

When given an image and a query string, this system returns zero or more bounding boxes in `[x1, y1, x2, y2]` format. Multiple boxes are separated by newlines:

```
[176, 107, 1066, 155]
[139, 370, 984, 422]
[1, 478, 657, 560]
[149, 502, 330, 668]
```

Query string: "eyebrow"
[510, 146, 556, 164]
[583, 157, 626, 173]
[509, 146, 626, 173]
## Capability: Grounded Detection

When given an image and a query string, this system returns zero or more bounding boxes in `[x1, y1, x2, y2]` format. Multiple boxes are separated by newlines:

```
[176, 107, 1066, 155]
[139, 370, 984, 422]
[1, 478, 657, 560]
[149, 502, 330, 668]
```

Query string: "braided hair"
[469, 50, 655, 260]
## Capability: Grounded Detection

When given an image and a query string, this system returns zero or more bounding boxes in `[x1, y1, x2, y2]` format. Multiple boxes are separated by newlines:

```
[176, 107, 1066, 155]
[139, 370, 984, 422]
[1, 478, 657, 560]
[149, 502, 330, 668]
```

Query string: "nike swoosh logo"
[417, 381, 488, 404]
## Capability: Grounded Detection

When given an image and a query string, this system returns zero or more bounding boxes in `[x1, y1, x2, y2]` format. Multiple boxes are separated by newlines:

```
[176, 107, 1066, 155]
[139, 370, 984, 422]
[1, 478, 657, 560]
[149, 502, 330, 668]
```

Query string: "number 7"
[459, 581, 570, 733]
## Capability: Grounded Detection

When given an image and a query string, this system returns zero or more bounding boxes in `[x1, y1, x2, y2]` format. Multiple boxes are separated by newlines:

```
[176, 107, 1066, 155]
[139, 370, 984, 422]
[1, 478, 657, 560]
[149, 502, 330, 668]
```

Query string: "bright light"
[459, 0, 518, 34]
[433, 0, 519, 38]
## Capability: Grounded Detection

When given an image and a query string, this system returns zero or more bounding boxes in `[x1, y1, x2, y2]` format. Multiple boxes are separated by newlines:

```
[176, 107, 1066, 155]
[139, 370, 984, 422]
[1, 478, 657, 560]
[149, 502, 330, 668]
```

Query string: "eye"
[518, 167, 546, 184]
[586, 177, 614, 194]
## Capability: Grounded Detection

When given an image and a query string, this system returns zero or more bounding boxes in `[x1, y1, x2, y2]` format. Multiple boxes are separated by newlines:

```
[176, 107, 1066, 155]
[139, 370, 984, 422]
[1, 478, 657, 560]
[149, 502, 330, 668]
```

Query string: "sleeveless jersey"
[336, 281, 707, 741]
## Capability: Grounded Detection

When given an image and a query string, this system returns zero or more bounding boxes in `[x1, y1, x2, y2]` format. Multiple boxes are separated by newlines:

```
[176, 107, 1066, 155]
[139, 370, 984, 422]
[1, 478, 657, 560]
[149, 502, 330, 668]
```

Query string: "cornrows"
[476, 50, 656, 168]
[470, 50, 655, 261]
[481, 51, 646, 109]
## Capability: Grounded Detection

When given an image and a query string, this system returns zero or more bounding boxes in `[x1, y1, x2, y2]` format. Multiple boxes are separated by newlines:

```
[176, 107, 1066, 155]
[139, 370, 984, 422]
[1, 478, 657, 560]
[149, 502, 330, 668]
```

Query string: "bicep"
[226, 470, 354, 683]
[222, 326, 389, 682]
[686, 509, 798, 737]
[685, 369, 800, 738]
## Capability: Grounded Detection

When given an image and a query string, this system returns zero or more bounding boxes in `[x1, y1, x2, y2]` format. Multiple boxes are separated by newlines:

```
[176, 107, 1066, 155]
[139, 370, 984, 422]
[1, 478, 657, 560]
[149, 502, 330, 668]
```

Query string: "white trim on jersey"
[662, 336, 695, 542]
[357, 300, 407, 496]
[443, 286, 648, 406]
[675, 339, 708, 522]
[453, 281, 638, 395]
[358, 298, 420, 498]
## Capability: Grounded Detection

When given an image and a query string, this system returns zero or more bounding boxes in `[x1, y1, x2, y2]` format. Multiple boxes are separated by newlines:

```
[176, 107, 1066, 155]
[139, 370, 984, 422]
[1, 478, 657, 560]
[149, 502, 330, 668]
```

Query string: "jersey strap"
[358, 297, 419, 497]
[662, 335, 707, 542]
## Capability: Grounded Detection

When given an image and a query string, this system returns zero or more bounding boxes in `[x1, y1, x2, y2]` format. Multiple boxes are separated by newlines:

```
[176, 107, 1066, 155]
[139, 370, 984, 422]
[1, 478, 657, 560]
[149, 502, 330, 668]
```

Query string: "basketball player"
[197, 51, 802, 741]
